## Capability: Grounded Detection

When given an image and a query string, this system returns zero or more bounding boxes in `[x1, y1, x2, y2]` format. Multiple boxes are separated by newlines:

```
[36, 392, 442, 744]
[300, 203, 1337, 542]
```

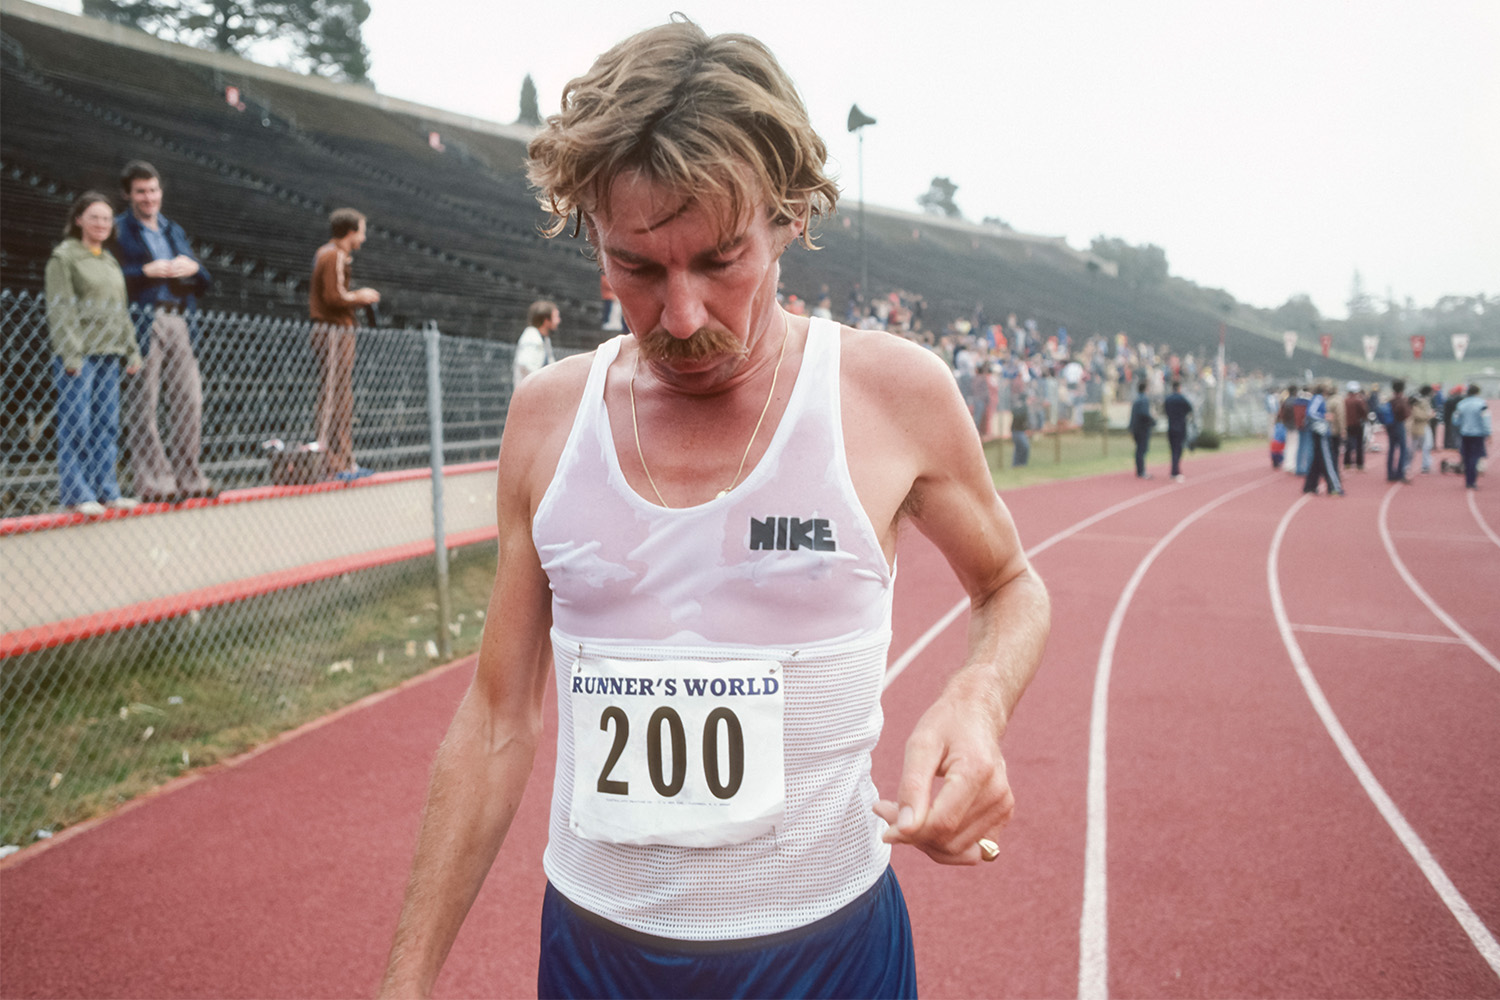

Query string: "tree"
[1345, 269, 1375, 319]
[298, 0, 371, 83]
[916, 176, 961, 219]
[1089, 236, 1169, 289]
[83, 0, 372, 84]
[1272, 293, 1321, 335]
[517, 74, 541, 127]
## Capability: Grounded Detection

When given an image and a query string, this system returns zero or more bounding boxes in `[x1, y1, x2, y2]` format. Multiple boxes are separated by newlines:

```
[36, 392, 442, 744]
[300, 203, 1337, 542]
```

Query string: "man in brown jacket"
[309, 208, 380, 480]
[1342, 382, 1368, 471]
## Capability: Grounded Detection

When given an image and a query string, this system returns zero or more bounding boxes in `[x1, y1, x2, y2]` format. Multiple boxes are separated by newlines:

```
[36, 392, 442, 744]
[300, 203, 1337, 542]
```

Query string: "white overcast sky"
[28, 0, 1500, 318]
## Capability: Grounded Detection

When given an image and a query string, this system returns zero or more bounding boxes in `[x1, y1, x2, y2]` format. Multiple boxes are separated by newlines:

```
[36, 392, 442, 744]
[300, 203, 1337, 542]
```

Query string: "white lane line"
[1268, 495, 1500, 980]
[884, 600, 969, 690]
[1291, 624, 1467, 646]
[883, 461, 1265, 690]
[1378, 486, 1500, 675]
[1078, 475, 1274, 1000]
[1470, 490, 1500, 550]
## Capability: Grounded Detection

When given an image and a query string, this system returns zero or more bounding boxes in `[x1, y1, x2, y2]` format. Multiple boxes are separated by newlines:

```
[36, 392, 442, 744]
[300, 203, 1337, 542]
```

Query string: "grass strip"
[1, 543, 497, 848]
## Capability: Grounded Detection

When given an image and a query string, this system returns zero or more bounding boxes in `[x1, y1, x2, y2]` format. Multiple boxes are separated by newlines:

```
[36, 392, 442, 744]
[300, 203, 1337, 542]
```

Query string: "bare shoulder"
[838, 325, 969, 441]
[498, 349, 596, 509]
[834, 325, 985, 541]
[839, 326, 954, 391]
[507, 348, 594, 415]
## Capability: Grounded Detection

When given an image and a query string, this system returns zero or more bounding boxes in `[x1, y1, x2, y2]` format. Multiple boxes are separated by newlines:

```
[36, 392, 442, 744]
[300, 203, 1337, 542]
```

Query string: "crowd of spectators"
[780, 280, 1257, 448]
[1268, 379, 1490, 492]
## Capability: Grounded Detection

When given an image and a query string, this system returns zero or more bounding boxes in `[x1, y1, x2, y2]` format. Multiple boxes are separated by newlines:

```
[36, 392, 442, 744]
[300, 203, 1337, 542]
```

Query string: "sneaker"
[335, 466, 374, 482]
[70, 500, 107, 516]
[105, 497, 140, 511]
[1172, 474, 1186, 482]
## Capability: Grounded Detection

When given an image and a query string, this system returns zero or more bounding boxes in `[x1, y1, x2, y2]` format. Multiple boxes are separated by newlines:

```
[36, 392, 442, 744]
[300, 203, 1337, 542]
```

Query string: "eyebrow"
[605, 231, 750, 267]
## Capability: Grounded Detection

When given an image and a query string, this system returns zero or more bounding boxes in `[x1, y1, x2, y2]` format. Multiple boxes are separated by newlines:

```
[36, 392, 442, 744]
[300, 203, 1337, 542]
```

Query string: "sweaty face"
[592, 170, 799, 389]
[128, 178, 162, 222]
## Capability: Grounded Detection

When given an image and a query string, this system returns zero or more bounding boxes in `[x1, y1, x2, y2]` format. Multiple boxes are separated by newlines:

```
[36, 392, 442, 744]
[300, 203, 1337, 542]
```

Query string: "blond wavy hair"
[527, 17, 839, 249]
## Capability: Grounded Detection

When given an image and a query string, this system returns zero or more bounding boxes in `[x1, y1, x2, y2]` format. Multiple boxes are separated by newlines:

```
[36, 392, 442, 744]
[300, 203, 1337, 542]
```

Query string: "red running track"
[3, 448, 1498, 999]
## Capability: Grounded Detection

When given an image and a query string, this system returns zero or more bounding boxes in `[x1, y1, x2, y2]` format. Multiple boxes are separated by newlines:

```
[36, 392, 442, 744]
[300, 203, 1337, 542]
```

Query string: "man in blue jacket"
[1130, 381, 1155, 479]
[1162, 379, 1194, 481]
[113, 160, 215, 502]
[1453, 384, 1492, 489]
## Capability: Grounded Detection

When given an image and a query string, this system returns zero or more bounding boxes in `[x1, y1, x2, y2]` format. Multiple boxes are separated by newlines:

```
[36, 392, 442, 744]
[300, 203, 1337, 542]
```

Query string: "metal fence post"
[424, 321, 453, 661]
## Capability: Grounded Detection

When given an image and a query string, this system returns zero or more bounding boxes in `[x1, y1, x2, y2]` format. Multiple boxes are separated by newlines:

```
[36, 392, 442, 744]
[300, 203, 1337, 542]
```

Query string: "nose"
[660, 271, 708, 339]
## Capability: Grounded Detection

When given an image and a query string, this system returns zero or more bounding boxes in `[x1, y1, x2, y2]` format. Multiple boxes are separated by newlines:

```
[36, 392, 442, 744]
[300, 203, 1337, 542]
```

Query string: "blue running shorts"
[537, 865, 917, 999]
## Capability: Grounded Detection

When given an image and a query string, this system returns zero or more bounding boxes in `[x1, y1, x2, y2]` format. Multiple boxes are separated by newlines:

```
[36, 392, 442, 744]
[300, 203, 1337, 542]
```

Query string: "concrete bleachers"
[0, 14, 599, 340]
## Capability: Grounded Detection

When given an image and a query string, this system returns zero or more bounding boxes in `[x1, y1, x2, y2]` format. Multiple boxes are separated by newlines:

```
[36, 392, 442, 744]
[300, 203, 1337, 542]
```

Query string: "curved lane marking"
[1268, 494, 1500, 979]
[1378, 486, 1500, 675]
[884, 461, 1259, 691]
[1077, 474, 1275, 1000]
[1469, 490, 1500, 550]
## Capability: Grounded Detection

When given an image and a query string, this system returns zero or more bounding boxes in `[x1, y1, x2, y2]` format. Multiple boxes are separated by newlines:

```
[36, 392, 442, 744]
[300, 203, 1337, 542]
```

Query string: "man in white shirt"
[513, 299, 559, 385]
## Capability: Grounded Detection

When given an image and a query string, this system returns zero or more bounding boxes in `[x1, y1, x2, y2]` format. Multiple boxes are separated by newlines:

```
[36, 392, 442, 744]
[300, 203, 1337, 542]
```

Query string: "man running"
[380, 19, 1050, 999]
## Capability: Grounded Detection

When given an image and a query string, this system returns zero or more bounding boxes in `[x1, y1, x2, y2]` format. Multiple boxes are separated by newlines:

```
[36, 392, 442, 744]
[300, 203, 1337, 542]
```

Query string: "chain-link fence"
[2, 288, 515, 848]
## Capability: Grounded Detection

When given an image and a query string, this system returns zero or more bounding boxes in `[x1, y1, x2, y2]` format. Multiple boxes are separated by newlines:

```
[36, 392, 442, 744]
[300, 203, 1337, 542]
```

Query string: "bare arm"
[868, 343, 1051, 864]
[379, 382, 560, 997]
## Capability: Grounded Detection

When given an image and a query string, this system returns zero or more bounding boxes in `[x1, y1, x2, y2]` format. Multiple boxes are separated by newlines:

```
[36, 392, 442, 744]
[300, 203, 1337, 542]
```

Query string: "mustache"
[636, 325, 748, 364]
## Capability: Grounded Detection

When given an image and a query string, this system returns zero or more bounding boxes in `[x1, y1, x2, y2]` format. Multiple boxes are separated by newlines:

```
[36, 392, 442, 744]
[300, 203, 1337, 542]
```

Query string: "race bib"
[568, 656, 785, 847]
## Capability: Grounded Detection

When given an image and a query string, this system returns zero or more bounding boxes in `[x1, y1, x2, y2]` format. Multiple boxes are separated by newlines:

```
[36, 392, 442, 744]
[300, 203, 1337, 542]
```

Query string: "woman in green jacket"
[45, 191, 144, 516]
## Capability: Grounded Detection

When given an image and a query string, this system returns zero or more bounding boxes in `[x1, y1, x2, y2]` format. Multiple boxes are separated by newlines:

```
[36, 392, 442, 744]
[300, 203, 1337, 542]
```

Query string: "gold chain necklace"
[630, 312, 790, 507]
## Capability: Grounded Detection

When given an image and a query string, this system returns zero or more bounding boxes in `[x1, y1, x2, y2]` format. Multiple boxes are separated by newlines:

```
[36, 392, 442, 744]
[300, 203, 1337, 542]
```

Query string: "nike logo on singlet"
[748, 516, 838, 552]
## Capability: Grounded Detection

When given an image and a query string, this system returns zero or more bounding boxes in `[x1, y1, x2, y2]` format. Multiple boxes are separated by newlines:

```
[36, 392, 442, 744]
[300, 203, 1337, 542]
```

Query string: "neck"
[134, 211, 158, 228]
[80, 237, 103, 251]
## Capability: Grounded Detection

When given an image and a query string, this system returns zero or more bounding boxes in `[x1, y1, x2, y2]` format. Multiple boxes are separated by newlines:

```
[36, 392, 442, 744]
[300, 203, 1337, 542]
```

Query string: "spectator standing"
[513, 299, 559, 385]
[953, 336, 982, 431]
[1130, 381, 1155, 479]
[1302, 382, 1343, 496]
[1385, 379, 1411, 482]
[1292, 385, 1313, 477]
[309, 208, 380, 481]
[1269, 386, 1288, 468]
[1342, 381, 1367, 471]
[1453, 385, 1491, 489]
[1011, 393, 1030, 467]
[45, 192, 144, 515]
[112, 160, 214, 502]
[1410, 385, 1435, 474]
[600, 275, 624, 331]
[1277, 384, 1300, 471]
[1325, 381, 1346, 482]
[1442, 385, 1464, 454]
[1162, 378, 1193, 481]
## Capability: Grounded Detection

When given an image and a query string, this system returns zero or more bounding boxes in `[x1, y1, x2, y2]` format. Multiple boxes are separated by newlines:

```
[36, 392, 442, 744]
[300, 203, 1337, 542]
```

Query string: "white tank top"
[535, 317, 896, 940]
